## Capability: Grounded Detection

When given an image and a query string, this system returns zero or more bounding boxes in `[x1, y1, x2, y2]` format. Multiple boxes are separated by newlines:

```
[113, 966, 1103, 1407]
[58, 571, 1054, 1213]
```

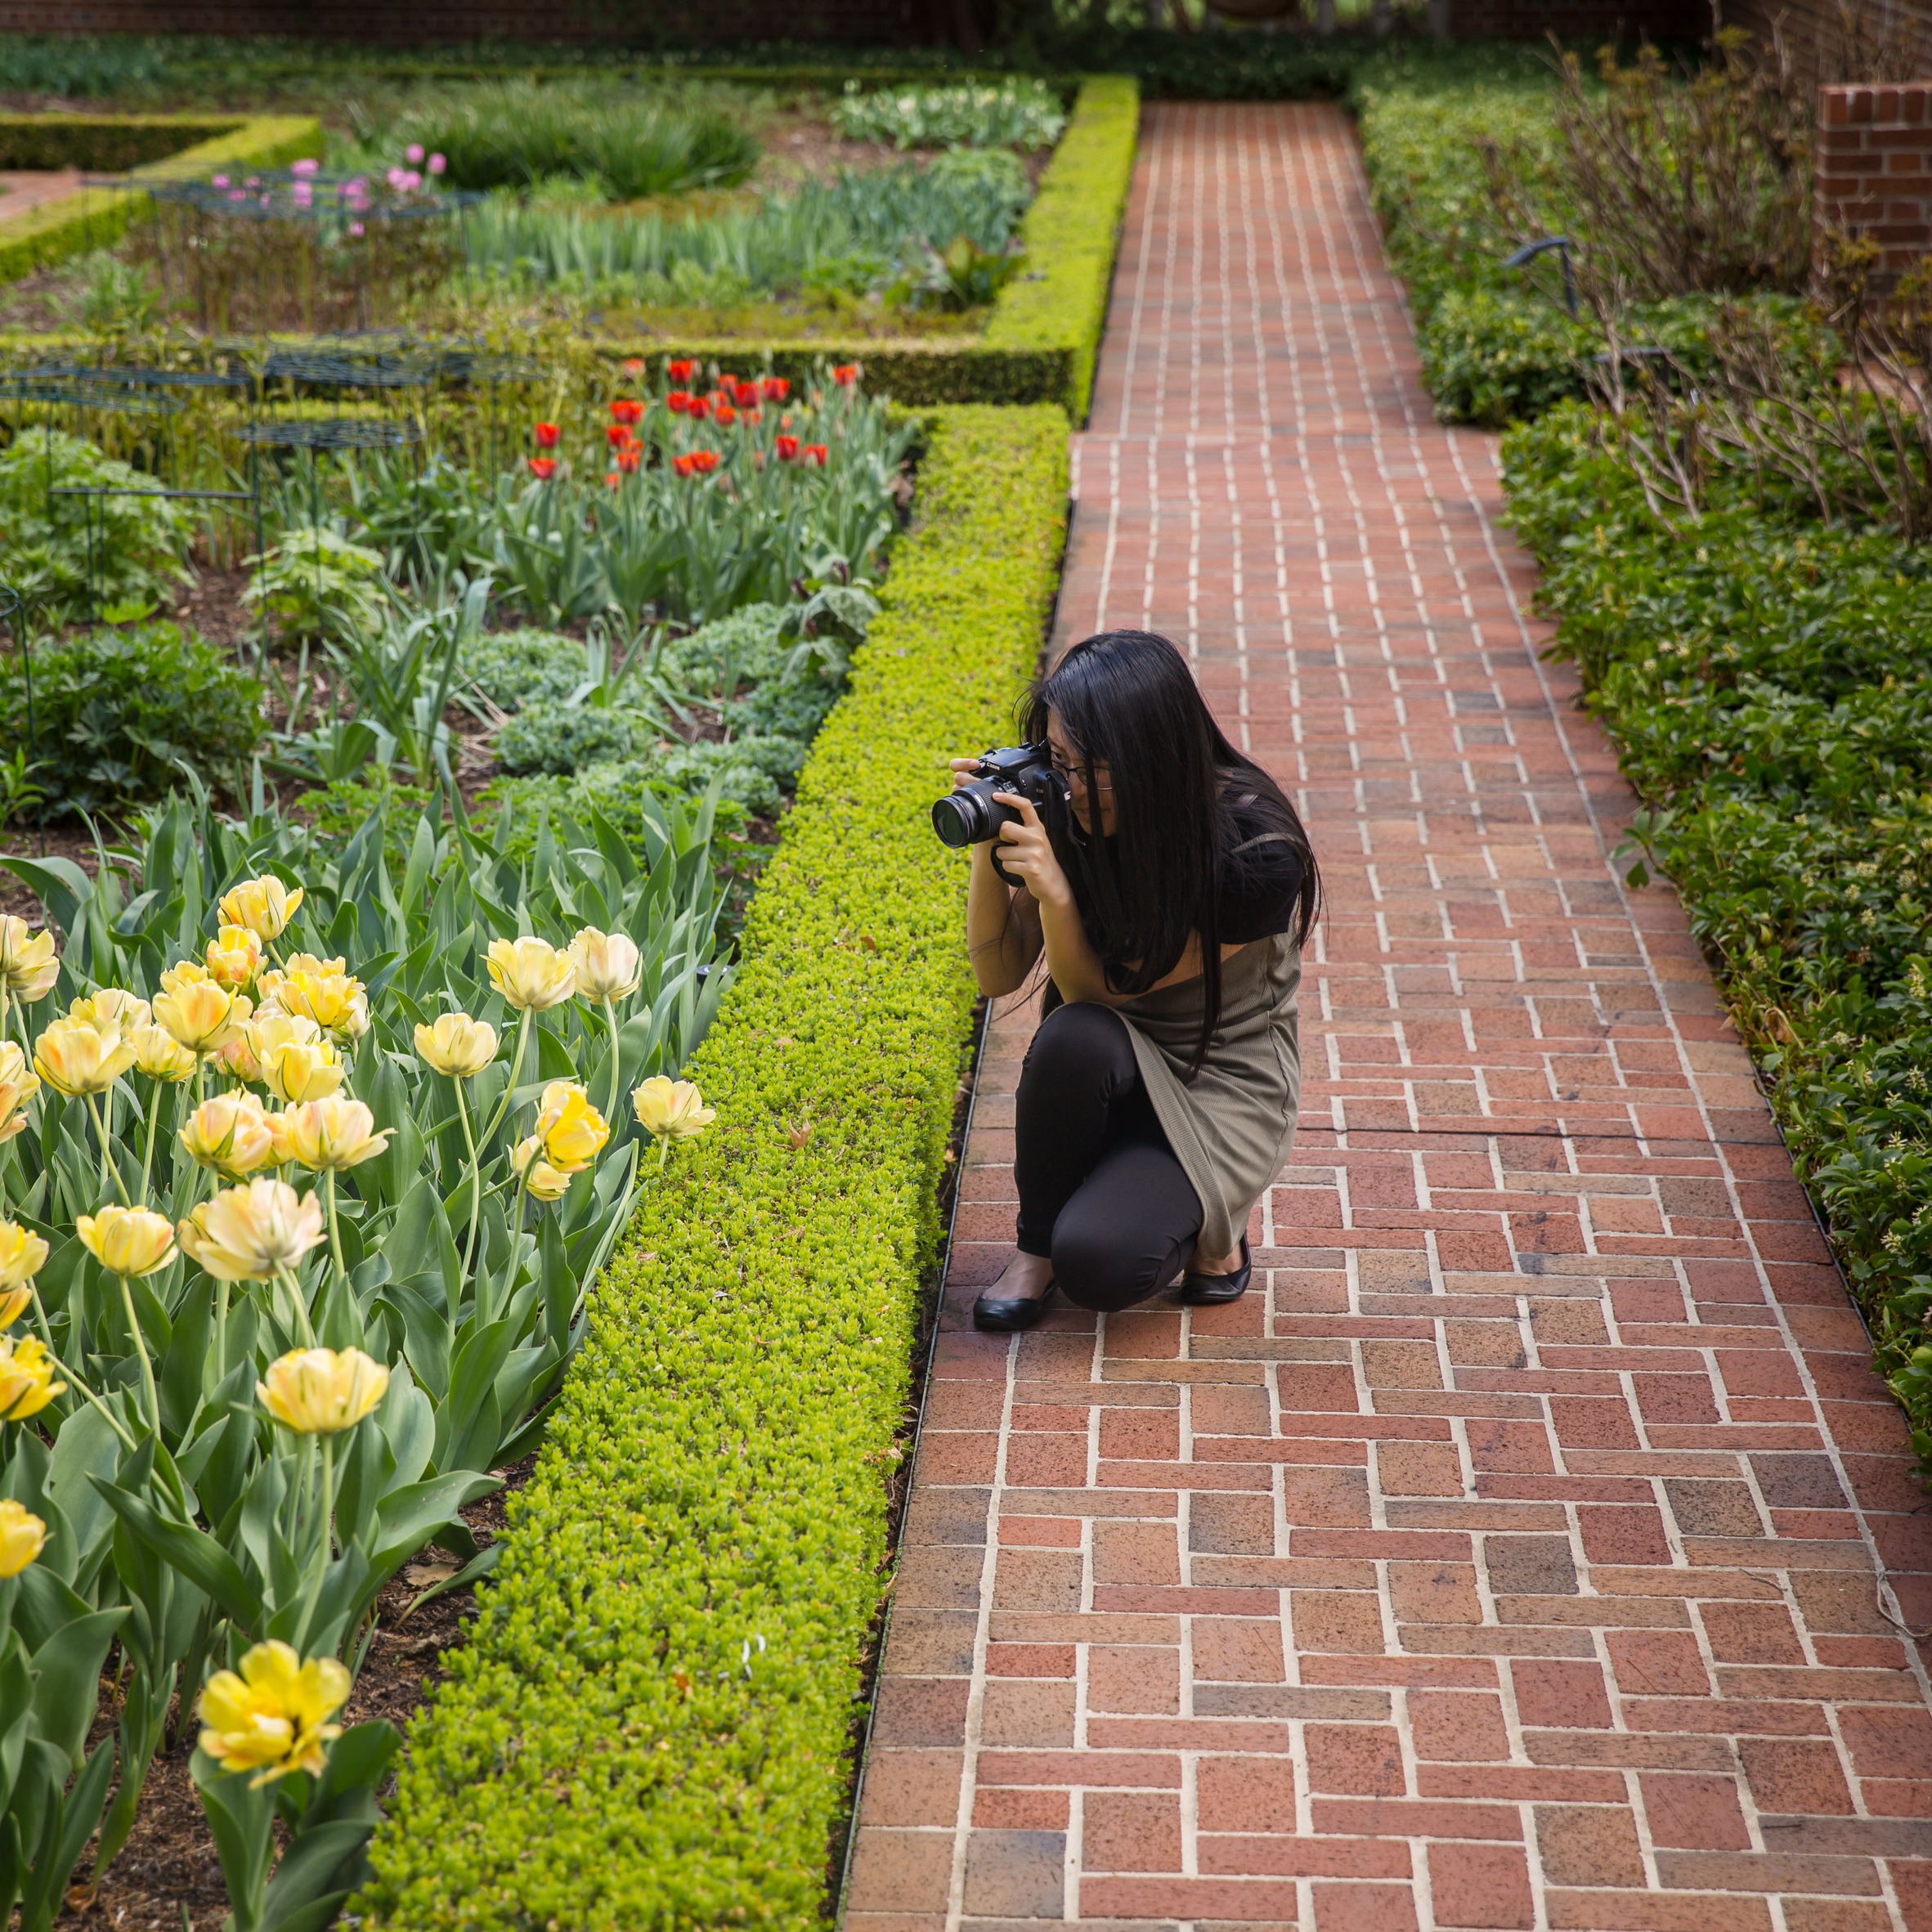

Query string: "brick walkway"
[845, 102, 1932, 1932]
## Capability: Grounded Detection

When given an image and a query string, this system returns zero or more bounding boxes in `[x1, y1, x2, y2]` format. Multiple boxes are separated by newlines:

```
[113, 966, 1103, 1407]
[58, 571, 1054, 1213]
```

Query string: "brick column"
[1816, 82, 1932, 292]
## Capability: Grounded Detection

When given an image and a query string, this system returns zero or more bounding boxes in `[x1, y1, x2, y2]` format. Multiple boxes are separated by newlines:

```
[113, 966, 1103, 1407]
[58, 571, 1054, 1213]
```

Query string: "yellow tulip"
[155, 979, 252, 1056]
[510, 1136, 573, 1201]
[271, 956, 369, 1039]
[69, 988, 150, 1033]
[0, 1335, 64, 1421]
[0, 1219, 48, 1293]
[0, 917, 58, 1005]
[77, 1204, 177, 1279]
[130, 1024, 197, 1083]
[258, 1037, 345, 1107]
[270, 1097, 391, 1172]
[529, 1080, 608, 1174]
[34, 1016, 137, 1097]
[258, 1346, 389, 1435]
[177, 1180, 325, 1283]
[158, 957, 209, 996]
[179, 1093, 277, 1180]
[413, 1012, 499, 1079]
[0, 1287, 29, 1329]
[218, 876, 303, 942]
[632, 1076, 715, 1141]
[204, 925, 263, 991]
[197, 1639, 350, 1786]
[486, 936, 575, 1012]
[0, 1041, 38, 1145]
[0, 1499, 46, 1576]
[228, 1011, 319, 1088]
[568, 926, 643, 1003]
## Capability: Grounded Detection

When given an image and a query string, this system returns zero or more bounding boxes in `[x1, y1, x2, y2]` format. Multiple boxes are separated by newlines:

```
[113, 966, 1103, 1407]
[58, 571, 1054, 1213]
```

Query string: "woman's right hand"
[948, 756, 983, 789]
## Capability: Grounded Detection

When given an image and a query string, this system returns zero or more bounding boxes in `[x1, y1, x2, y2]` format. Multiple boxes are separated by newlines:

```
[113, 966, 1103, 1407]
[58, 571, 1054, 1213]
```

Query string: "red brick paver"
[844, 102, 1932, 1932]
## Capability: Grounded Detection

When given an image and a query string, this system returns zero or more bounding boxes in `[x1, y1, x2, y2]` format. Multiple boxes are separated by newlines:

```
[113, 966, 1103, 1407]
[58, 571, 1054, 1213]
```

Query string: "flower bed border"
[625, 73, 1138, 423]
[359, 401, 1071, 1931]
[0, 112, 324, 284]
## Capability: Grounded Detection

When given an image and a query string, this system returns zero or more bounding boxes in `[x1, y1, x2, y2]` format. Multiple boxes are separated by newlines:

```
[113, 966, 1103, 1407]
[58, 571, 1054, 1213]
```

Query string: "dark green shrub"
[494, 699, 638, 773]
[0, 620, 262, 816]
[459, 628, 586, 711]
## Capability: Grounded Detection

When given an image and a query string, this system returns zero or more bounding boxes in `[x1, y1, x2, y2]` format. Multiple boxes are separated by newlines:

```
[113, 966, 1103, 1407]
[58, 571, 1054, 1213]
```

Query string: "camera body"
[930, 744, 1060, 854]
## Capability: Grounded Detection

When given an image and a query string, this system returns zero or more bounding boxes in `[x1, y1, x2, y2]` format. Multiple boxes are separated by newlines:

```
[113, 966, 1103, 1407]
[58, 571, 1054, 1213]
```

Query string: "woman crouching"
[953, 629, 1320, 1332]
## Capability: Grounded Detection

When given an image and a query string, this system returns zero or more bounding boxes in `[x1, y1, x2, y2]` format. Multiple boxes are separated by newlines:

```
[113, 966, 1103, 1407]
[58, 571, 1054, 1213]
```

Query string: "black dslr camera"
[931, 745, 1063, 884]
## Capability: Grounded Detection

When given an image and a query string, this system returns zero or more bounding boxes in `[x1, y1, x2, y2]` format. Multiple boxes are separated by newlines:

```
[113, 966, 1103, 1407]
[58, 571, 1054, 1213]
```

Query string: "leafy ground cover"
[359, 397, 1070, 1932]
[1362, 54, 1932, 1474]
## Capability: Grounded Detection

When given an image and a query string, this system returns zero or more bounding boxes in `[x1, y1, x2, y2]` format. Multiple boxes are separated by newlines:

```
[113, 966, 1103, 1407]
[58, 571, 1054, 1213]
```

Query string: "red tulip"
[532, 422, 560, 449]
[761, 376, 790, 401]
[775, 434, 799, 461]
[616, 444, 642, 473]
[832, 364, 858, 388]
[732, 379, 759, 409]
[687, 397, 710, 420]
[666, 390, 691, 415]
[622, 357, 645, 376]
[688, 450, 719, 474]
[604, 470, 623, 489]
[667, 358, 695, 382]
[744, 407, 762, 424]
[607, 424, 634, 448]
[610, 398, 644, 425]
[805, 443, 828, 466]
[715, 403, 737, 427]
[717, 371, 737, 391]
[527, 456, 558, 480]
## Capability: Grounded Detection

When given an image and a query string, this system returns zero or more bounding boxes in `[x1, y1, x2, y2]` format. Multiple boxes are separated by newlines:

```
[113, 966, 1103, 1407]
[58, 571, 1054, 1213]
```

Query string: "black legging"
[1014, 1001, 1204, 1313]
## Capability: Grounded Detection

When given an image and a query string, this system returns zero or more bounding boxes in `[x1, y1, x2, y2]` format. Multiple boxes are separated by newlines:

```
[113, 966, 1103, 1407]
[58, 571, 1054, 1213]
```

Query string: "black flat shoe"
[973, 1282, 1056, 1333]
[1181, 1236, 1252, 1306]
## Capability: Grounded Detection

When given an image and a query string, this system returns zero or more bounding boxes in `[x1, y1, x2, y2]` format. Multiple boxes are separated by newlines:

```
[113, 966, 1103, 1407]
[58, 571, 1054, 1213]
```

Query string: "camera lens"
[930, 789, 988, 848]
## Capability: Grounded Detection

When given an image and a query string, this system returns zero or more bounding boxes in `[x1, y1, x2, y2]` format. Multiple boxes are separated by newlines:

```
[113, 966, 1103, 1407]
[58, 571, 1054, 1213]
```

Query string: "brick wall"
[1726, 0, 1932, 81]
[1445, 0, 1703, 36]
[1815, 79, 1932, 289]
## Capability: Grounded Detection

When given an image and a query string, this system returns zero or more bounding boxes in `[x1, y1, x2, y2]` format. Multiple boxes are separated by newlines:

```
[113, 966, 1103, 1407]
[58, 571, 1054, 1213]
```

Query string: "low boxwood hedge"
[631, 71, 1138, 420]
[359, 401, 1071, 1930]
[0, 112, 323, 283]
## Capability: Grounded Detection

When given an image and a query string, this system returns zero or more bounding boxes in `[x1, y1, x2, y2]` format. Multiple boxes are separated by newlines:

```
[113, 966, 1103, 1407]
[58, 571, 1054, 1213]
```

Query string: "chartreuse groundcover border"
[361, 402, 1071, 1930]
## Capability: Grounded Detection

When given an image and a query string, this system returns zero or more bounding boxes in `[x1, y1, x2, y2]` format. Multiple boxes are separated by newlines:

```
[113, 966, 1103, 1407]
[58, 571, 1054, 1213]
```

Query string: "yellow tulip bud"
[258, 1037, 344, 1106]
[258, 1346, 389, 1435]
[130, 1024, 197, 1083]
[568, 926, 643, 1003]
[197, 1639, 349, 1786]
[413, 1012, 500, 1079]
[76, 1204, 177, 1280]
[531, 1080, 609, 1174]
[69, 988, 150, 1033]
[177, 1180, 325, 1283]
[158, 957, 209, 996]
[204, 925, 263, 991]
[218, 876, 304, 942]
[0, 1218, 49, 1293]
[632, 1076, 715, 1141]
[510, 1136, 573, 1201]
[0, 1499, 46, 1576]
[272, 956, 368, 1038]
[0, 1041, 38, 1145]
[270, 1097, 391, 1172]
[0, 1334, 61, 1422]
[0, 917, 58, 1005]
[155, 979, 252, 1056]
[179, 1092, 277, 1180]
[34, 1016, 137, 1098]
[486, 936, 575, 1012]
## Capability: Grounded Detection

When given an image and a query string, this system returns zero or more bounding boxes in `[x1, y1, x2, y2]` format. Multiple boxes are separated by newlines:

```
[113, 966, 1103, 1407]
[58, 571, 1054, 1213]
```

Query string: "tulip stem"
[299, 1433, 334, 1647]
[84, 1092, 132, 1208]
[213, 1278, 229, 1387]
[275, 1263, 316, 1349]
[324, 1172, 346, 1294]
[601, 997, 622, 1128]
[454, 1079, 482, 1283]
[138, 1081, 164, 1208]
[479, 1009, 533, 1153]
[115, 1271, 161, 1435]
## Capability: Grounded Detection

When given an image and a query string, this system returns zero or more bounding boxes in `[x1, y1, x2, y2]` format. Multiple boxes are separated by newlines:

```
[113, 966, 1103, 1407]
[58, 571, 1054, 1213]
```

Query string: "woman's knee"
[1051, 1213, 1188, 1314]
[1021, 1001, 1136, 1096]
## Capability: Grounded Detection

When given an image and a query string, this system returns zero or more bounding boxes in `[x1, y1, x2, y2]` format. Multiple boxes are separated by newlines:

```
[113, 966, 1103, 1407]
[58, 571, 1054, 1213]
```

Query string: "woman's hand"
[948, 756, 984, 788]
[993, 795, 1071, 908]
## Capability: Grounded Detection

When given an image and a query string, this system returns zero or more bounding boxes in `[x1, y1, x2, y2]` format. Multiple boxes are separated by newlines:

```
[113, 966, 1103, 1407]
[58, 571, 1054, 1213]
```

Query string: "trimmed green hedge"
[0, 113, 323, 284]
[0, 111, 241, 171]
[985, 71, 1138, 424]
[360, 401, 1071, 1930]
[628, 72, 1138, 420]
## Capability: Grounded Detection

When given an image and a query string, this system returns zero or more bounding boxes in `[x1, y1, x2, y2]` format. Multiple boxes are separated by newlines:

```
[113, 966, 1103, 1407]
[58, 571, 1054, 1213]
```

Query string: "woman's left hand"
[993, 794, 1071, 908]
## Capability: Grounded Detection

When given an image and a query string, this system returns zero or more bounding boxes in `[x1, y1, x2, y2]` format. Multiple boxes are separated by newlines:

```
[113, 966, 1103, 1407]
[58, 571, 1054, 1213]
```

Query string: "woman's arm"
[964, 838, 1043, 996]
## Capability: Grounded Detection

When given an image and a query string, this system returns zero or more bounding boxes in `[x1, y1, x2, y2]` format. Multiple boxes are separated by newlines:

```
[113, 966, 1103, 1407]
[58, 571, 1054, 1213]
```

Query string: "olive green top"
[1113, 930, 1303, 1262]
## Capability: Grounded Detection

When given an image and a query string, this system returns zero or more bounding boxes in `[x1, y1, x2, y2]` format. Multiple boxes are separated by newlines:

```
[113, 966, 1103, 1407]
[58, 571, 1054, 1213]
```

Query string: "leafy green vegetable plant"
[831, 77, 1068, 150]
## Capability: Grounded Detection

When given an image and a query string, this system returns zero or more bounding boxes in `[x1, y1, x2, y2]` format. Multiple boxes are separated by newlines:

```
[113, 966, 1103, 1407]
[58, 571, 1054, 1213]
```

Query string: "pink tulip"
[406, 142, 424, 164]
[428, 152, 446, 175]
[291, 158, 319, 177]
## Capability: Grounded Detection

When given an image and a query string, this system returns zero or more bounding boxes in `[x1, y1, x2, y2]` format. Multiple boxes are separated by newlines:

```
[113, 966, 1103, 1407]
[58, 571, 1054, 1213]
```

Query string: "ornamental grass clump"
[0, 777, 724, 1932]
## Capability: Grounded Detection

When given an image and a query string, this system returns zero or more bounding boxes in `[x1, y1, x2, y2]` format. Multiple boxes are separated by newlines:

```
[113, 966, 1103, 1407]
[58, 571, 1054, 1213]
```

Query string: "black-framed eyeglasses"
[1049, 756, 1112, 793]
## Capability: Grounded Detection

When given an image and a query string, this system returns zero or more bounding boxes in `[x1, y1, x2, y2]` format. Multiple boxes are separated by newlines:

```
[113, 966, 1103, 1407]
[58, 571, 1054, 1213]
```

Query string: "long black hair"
[1020, 629, 1320, 1069]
